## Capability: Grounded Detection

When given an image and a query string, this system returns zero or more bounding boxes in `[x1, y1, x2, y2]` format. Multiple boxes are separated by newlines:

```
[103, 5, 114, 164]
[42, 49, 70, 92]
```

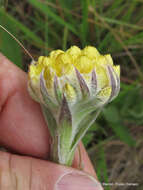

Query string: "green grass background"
[0, 0, 143, 189]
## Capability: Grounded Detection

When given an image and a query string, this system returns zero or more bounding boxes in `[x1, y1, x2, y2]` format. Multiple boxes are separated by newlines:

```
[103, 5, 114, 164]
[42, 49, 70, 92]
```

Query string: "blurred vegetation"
[0, 0, 143, 189]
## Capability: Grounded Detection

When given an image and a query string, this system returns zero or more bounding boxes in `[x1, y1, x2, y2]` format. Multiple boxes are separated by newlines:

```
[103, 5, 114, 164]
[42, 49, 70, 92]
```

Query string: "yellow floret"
[38, 56, 45, 64]
[74, 55, 93, 74]
[95, 55, 108, 65]
[38, 56, 51, 66]
[98, 87, 111, 98]
[29, 63, 43, 84]
[104, 54, 113, 65]
[82, 46, 100, 58]
[53, 53, 73, 76]
[94, 55, 111, 87]
[64, 83, 76, 100]
[66, 46, 81, 61]
[50, 49, 64, 59]
[114, 65, 120, 77]
[43, 65, 54, 88]
[95, 63, 109, 88]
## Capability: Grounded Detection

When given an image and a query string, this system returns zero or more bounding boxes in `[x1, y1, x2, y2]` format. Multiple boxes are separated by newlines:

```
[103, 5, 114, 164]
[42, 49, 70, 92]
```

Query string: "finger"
[0, 151, 103, 190]
[0, 54, 95, 176]
[73, 142, 97, 178]
[0, 53, 50, 158]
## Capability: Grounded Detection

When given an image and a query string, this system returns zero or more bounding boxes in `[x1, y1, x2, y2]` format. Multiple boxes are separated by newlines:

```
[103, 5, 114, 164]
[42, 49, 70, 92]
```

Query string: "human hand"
[0, 53, 103, 190]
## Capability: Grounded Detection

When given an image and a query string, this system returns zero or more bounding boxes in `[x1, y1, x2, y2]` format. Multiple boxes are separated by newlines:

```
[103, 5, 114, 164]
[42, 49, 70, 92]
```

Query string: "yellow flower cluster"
[29, 46, 120, 104]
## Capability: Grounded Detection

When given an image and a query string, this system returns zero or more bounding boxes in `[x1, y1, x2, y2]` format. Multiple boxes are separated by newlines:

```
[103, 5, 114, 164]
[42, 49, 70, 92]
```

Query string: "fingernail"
[55, 171, 103, 190]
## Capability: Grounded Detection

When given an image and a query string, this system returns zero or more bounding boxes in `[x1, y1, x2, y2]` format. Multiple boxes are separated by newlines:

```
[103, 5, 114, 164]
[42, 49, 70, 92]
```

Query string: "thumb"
[0, 151, 103, 190]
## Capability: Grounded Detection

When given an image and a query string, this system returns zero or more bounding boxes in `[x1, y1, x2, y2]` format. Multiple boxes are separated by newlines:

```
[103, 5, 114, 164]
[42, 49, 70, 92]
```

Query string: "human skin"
[0, 53, 103, 190]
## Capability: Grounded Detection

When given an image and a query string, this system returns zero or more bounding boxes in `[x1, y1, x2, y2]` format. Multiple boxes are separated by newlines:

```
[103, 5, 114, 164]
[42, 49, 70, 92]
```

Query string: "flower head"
[28, 46, 120, 165]
[29, 46, 120, 108]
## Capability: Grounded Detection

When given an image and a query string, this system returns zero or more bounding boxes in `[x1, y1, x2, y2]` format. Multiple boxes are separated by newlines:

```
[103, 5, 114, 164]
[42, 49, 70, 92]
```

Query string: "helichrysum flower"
[28, 46, 120, 165]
